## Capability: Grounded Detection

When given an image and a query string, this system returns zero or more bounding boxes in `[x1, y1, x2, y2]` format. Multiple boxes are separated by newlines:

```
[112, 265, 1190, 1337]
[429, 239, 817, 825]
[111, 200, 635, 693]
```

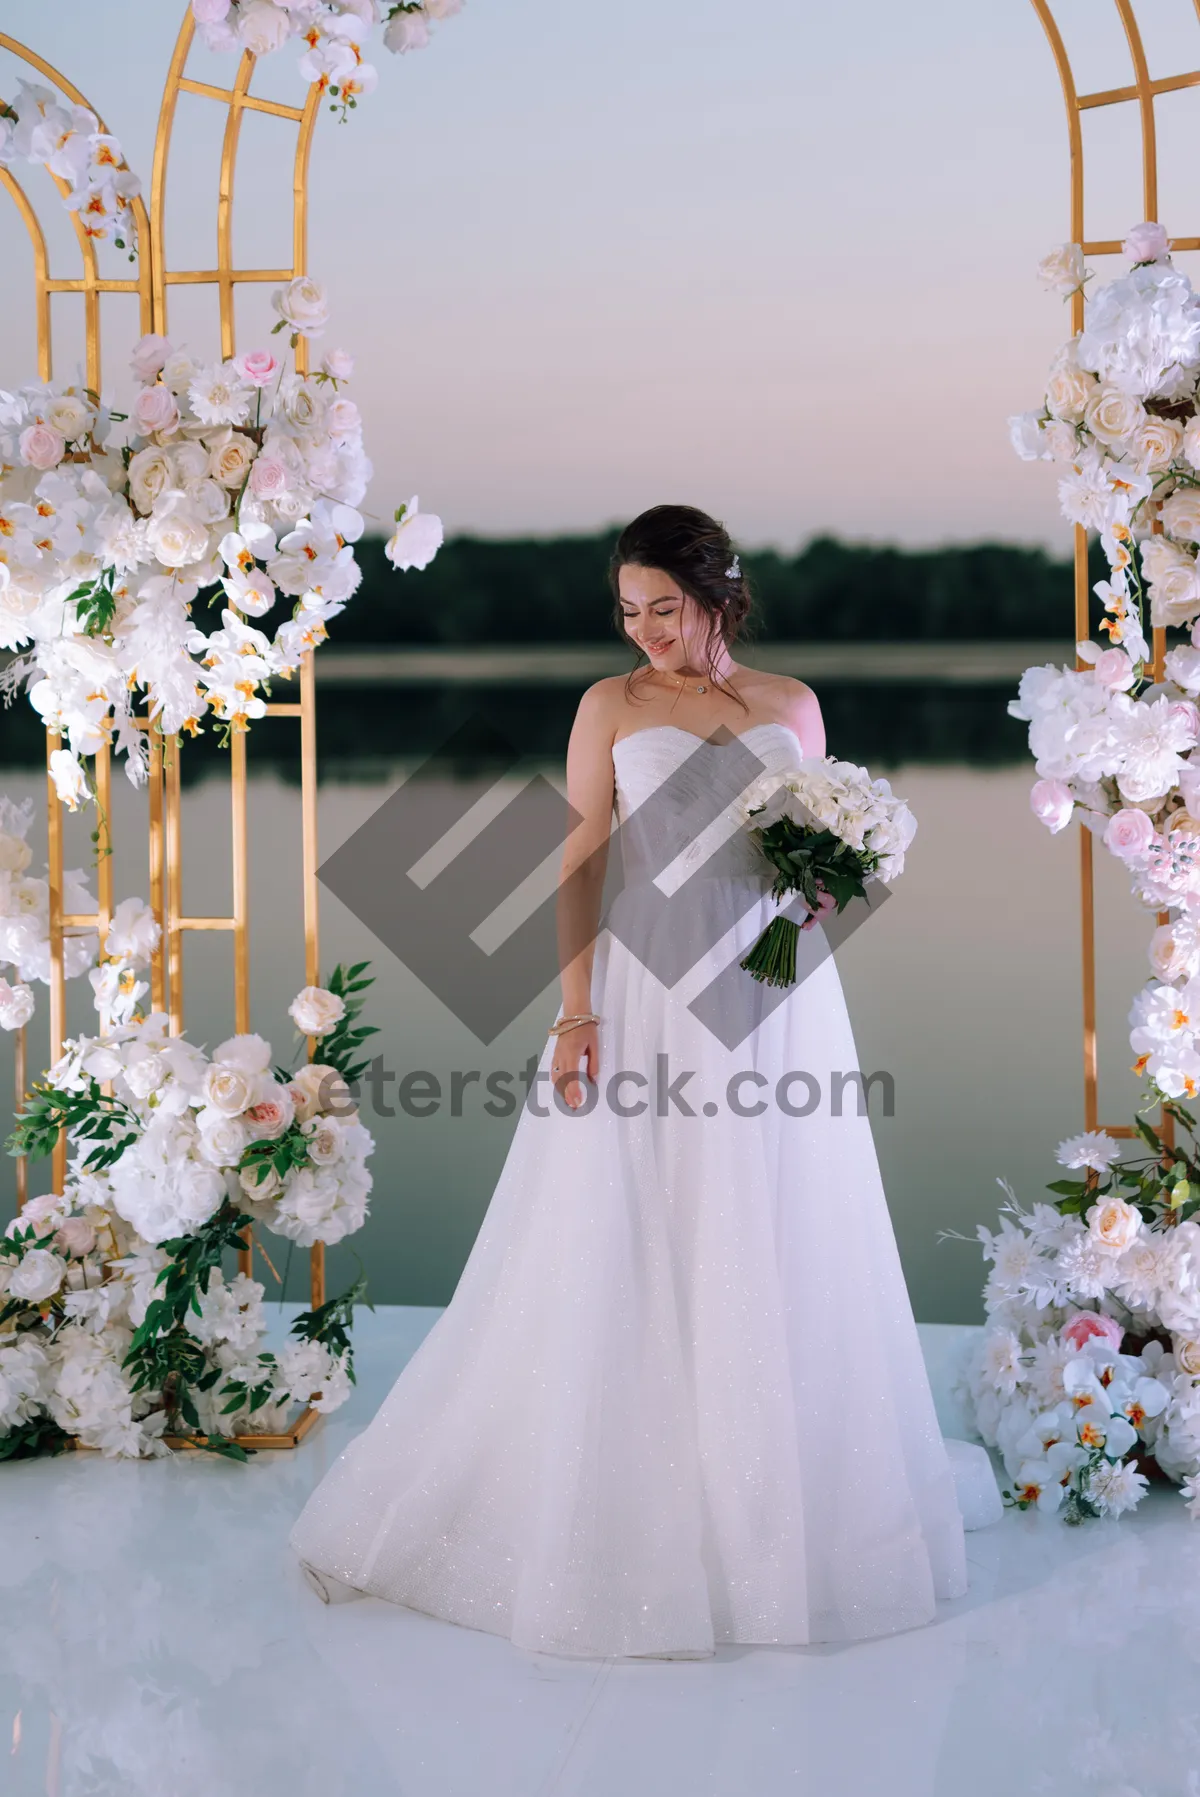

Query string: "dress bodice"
[611, 722, 803, 890]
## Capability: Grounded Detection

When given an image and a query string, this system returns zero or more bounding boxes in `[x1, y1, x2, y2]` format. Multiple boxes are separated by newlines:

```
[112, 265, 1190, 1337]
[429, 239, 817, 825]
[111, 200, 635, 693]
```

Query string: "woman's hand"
[550, 1020, 600, 1111]
[800, 887, 838, 931]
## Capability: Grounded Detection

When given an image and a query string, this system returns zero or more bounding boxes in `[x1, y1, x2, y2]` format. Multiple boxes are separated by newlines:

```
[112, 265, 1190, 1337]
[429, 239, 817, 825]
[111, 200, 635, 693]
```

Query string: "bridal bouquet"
[736, 757, 916, 987]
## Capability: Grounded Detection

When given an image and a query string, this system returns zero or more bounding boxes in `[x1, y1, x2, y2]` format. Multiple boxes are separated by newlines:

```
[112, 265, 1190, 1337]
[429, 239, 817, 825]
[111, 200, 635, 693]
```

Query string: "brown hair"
[609, 504, 753, 707]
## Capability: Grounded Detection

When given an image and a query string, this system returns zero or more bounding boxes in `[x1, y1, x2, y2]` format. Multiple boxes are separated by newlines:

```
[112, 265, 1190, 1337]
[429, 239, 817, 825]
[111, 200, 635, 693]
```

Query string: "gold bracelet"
[549, 1013, 600, 1036]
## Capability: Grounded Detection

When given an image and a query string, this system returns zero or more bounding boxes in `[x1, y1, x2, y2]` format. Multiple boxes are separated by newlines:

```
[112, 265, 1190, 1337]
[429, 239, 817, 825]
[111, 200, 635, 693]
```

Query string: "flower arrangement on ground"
[736, 757, 915, 986]
[3, 934, 378, 1461]
[0, 284, 440, 808]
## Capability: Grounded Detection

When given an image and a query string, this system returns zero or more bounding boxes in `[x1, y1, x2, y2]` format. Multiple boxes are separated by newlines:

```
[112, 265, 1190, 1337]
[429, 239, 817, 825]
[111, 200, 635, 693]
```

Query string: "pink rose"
[1124, 221, 1170, 265]
[322, 349, 355, 381]
[249, 455, 291, 499]
[1172, 700, 1200, 744]
[54, 1217, 97, 1259]
[1061, 1311, 1124, 1353]
[132, 384, 180, 438]
[19, 422, 65, 470]
[1092, 647, 1136, 690]
[234, 349, 279, 389]
[1104, 807, 1156, 864]
[246, 1085, 294, 1140]
[130, 333, 172, 383]
[1030, 778, 1074, 835]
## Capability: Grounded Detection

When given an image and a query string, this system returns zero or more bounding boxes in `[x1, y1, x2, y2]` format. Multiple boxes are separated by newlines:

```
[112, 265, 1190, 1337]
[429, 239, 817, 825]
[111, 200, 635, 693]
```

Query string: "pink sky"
[2, 0, 1196, 551]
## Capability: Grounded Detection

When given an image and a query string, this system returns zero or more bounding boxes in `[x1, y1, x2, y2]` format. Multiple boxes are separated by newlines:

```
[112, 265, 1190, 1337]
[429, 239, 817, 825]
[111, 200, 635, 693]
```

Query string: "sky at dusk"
[5, 1, 1200, 551]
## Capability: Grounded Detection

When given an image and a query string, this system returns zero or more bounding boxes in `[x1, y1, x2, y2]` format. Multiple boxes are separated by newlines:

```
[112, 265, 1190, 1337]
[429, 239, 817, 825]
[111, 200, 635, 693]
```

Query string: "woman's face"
[617, 564, 711, 674]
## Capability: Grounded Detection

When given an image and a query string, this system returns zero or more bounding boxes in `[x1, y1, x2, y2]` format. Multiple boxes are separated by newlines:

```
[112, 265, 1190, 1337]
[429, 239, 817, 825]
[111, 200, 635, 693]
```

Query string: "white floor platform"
[4, 1307, 1199, 1797]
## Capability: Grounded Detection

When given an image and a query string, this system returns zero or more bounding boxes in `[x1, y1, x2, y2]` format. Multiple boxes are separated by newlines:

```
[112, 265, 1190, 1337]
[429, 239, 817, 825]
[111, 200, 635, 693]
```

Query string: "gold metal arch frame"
[1, 13, 327, 1448]
[1030, 0, 1200, 1146]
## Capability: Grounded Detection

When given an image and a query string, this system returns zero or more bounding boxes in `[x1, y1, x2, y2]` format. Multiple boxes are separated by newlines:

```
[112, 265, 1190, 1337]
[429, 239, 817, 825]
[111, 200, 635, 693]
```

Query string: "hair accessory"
[725, 554, 741, 580]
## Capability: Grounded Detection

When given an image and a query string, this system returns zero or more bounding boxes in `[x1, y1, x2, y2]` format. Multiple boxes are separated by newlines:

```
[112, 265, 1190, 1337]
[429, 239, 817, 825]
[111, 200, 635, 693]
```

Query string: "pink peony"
[234, 348, 279, 388]
[1092, 647, 1136, 690]
[1030, 778, 1074, 835]
[130, 333, 172, 383]
[19, 422, 65, 470]
[1172, 700, 1200, 744]
[132, 384, 180, 438]
[1104, 807, 1156, 864]
[1124, 221, 1170, 265]
[54, 1217, 97, 1259]
[1062, 1311, 1124, 1353]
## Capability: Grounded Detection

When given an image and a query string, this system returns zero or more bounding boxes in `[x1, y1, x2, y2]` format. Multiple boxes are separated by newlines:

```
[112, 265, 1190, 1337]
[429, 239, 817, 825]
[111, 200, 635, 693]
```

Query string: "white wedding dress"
[291, 722, 980, 1657]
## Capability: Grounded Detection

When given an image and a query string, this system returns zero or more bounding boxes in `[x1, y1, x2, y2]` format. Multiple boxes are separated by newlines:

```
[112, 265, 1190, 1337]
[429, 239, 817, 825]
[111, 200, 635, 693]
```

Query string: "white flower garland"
[0, 281, 442, 805]
[0, 81, 140, 255]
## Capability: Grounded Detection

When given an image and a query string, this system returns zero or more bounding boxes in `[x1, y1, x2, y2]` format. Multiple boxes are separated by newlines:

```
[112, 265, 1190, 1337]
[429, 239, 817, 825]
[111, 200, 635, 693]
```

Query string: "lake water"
[0, 668, 1154, 1325]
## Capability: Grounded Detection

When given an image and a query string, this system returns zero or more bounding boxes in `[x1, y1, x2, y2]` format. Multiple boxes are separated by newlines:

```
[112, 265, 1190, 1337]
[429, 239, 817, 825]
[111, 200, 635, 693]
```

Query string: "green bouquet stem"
[740, 916, 800, 988]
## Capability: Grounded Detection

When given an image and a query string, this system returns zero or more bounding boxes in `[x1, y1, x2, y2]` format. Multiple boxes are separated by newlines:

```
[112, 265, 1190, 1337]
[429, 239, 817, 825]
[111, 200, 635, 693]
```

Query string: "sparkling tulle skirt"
[290, 865, 969, 1657]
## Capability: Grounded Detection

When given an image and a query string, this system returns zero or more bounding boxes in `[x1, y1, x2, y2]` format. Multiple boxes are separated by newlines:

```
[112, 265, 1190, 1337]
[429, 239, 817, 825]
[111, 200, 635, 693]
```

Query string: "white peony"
[104, 895, 160, 966]
[385, 496, 443, 571]
[9, 1247, 67, 1303]
[146, 491, 210, 568]
[0, 977, 35, 1030]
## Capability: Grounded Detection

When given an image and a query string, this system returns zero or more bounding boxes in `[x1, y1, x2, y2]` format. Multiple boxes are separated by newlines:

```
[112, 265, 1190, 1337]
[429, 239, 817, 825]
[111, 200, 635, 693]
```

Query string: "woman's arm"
[786, 680, 825, 760]
[553, 683, 617, 1105]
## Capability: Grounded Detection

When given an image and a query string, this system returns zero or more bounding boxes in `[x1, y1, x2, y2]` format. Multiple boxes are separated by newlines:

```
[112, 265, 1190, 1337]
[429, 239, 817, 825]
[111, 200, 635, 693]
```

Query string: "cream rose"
[1174, 1335, 1200, 1377]
[1084, 384, 1145, 447]
[1038, 242, 1086, 294]
[44, 393, 93, 443]
[1146, 540, 1200, 627]
[0, 832, 31, 874]
[208, 431, 256, 489]
[147, 492, 209, 568]
[1046, 362, 1095, 423]
[280, 380, 325, 433]
[1182, 419, 1200, 472]
[272, 276, 330, 338]
[127, 445, 174, 515]
[201, 1061, 256, 1116]
[1129, 416, 1182, 473]
[1086, 1196, 1142, 1254]
[240, 1161, 283, 1201]
[9, 1248, 67, 1303]
[1161, 489, 1200, 544]
[236, 0, 291, 53]
[306, 1120, 344, 1166]
[1149, 922, 1200, 981]
[197, 1112, 249, 1166]
[288, 985, 346, 1038]
[288, 1061, 349, 1122]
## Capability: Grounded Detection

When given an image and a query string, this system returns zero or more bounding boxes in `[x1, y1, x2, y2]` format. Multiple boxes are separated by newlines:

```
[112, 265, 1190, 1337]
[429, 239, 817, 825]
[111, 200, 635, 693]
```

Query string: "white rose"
[1182, 418, 1200, 472]
[0, 979, 35, 1030]
[0, 832, 31, 874]
[197, 1112, 249, 1167]
[272, 276, 330, 338]
[122, 1048, 167, 1099]
[184, 477, 231, 527]
[1142, 538, 1200, 626]
[1129, 416, 1183, 472]
[1084, 384, 1144, 447]
[1009, 411, 1045, 461]
[1046, 360, 1096, 424]
[279, 379, 325, 433]
[305, 1119, 344, 1166]
[288, 1061, 348, 1122]
[201, 1062, 256, 1116]
[208, 431, 257, 489]
[171, 440, 211, 484]
[127, 445, 174, 515]
[147, 491, 210, 568]
[9, 1248, 67, 1303]
[288, 985, 345, 1037]
[240, 1160, 282, 1200]
[1038, 242, 1086, 294]
[1173, 1334, 1200, 1377]
[161, 350, 198, 396]
[236, 0, 290, 54]
[1162, 489, 1200, 544]
[1087, 1197, 1142, 1254]
[44, 392, 93, 443]
[383, 9, 432, 50]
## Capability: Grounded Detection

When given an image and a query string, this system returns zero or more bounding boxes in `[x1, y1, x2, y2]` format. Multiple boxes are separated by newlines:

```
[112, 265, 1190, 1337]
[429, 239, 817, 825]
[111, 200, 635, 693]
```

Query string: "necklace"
[668, 670, 707, 695]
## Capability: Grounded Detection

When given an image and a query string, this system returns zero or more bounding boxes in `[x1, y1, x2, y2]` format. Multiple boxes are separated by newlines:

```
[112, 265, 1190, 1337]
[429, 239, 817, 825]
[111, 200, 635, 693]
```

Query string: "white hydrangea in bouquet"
[963, 1111, 1200, 1524]
[191, 0, 463, 120]
[735, 757, 916, 987]
[0, 278, 441, 810]
[4, 945, 378, 1460]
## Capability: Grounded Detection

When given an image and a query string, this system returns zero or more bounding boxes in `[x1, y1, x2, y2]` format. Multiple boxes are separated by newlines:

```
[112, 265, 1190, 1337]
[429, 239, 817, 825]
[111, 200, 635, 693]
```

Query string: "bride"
[290, 503, 981, 1658]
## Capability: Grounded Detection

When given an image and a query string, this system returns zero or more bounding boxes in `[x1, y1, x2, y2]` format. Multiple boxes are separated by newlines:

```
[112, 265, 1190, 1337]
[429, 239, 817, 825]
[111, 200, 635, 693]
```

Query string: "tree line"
[342, 531, 1100, 646]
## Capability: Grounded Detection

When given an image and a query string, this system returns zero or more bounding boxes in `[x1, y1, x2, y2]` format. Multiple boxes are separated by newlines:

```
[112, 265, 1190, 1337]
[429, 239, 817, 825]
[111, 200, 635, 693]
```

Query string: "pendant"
[696, 684, 706, 693]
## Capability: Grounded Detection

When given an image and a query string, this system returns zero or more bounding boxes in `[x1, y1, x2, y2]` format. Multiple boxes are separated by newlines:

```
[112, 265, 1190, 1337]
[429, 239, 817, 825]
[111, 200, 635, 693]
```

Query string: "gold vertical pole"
[165, 734, 184, 1036]
[45, 733, 66, 1195]
[95, 741, 112, 946]
[301, 650, 324, 1309]
[14, 1024, 27, 1210]
[232, 726, 253, 1278]
[148, 723, 167, 1014]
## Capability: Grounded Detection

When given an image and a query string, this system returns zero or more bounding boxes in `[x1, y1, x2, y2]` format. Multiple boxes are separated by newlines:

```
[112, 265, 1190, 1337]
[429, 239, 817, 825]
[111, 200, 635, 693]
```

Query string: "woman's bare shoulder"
[572, 675, 630, 740]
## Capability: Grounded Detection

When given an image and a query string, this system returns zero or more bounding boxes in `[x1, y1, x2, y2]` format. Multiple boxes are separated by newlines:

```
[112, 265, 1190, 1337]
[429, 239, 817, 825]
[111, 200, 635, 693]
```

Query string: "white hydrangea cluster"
[0, 284, 441, 807]
[191, 0, 463, 118]
[965, 1153, 1200, 1522]
[0, 80, 140, 252]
